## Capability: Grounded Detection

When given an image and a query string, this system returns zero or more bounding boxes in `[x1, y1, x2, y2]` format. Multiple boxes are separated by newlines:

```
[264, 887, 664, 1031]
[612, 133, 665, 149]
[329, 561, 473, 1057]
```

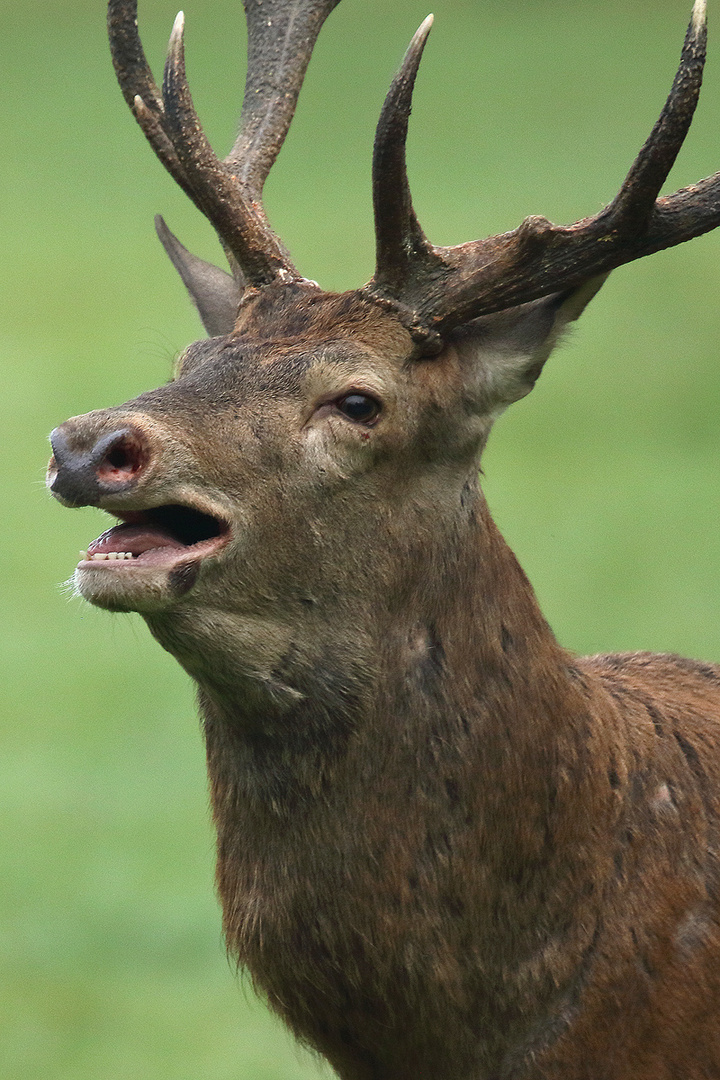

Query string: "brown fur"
[48, 282, 720, 1078]
[44, 0, 720, 1070]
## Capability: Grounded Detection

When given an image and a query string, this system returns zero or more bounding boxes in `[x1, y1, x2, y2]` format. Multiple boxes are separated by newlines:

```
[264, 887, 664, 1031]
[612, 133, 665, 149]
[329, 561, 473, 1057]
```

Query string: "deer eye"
[335, 393, 381, 424]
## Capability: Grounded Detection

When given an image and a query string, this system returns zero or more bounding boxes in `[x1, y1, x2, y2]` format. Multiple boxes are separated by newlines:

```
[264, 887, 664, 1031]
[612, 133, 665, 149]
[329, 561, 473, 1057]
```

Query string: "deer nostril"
[106, 444, 133, 470]
[89, 428, 148, 487]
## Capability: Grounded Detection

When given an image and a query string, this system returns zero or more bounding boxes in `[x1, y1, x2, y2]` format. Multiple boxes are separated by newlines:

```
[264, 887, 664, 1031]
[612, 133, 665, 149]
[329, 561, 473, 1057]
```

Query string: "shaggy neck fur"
[149, 478, 630, 1078]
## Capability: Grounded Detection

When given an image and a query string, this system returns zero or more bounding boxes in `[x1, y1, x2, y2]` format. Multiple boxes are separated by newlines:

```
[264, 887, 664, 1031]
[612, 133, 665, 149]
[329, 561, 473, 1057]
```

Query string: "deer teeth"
[83, 551, 136, 562]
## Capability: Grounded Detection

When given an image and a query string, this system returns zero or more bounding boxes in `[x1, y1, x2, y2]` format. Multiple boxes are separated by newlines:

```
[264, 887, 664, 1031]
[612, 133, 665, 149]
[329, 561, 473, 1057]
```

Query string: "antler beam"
[367, 0, 720, 344]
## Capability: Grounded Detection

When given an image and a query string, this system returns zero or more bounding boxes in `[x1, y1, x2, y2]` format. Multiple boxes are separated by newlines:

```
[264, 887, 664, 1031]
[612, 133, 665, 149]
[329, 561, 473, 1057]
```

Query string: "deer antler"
[108, 0, 340, 287]
[110, 1, 719, 348]
[367, 0, 720, 348]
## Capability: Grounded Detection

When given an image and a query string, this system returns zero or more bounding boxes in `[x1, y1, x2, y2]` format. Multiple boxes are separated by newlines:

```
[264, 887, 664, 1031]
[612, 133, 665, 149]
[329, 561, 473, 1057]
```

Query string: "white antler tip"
[132, 95, 154, 122]
[692, 0, 707, 34]
[171, 10, 186, 42]
[412, 14, 434, 48]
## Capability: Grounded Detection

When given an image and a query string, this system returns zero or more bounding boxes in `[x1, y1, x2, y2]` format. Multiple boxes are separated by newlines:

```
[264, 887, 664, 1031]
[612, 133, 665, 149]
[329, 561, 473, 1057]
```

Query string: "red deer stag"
[47, 1, 720, 1077]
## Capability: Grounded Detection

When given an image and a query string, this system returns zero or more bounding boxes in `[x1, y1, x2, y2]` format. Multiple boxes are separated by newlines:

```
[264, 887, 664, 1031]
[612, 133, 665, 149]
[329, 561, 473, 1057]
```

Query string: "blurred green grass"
[2, 0, 720, 1077]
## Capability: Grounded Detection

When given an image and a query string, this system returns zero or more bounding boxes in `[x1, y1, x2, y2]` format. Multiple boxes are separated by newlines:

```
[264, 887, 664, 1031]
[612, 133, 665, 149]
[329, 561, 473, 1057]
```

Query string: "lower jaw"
[75, 557, 202, 612]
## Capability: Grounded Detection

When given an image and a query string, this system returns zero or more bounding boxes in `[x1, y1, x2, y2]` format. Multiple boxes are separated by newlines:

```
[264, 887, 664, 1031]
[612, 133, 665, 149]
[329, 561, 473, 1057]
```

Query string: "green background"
[3, 0, 720, 1077]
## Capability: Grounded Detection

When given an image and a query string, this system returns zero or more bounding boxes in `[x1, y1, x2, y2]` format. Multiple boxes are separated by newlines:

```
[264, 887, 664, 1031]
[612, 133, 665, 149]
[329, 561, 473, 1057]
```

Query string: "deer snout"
[47, 423, 150, 507]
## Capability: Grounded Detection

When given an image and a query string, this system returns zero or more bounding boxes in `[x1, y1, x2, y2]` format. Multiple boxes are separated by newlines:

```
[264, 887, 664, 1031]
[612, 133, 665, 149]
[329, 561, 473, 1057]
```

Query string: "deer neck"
[145, 475, 602, 822]
[183, 476, 619, 1058]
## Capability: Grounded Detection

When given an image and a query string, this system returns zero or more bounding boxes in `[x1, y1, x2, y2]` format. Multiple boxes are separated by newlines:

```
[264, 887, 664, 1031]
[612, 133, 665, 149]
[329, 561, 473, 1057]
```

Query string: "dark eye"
[335, 393, 381, 424]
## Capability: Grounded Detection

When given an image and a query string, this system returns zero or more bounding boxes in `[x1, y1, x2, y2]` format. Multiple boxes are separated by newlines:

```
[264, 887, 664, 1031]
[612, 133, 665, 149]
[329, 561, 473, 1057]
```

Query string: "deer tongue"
[87, 522, 186, 561]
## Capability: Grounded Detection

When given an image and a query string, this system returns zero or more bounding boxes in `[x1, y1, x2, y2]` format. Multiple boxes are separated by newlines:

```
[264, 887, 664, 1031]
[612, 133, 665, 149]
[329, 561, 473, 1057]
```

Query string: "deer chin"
[74, 504, 231, 612]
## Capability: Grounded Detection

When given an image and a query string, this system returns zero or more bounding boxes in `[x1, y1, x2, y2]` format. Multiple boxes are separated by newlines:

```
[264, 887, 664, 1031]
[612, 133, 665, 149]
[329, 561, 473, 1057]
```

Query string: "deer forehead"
[168, 325, 471, 426]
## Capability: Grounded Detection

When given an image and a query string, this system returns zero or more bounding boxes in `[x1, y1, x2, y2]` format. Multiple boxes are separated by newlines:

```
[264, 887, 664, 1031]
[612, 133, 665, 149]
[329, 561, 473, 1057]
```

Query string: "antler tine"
[226, 0, 342, 195]
[610, 0, 707, 229]
[108, 0, 341, 288]
[371, 15, 439, 297]
[108, 0, 163, 116]
[108, 0, 196, 204]
[366, 0, 720, 346]
[108, 0, 264, 277]
[162, 12, 298, 286]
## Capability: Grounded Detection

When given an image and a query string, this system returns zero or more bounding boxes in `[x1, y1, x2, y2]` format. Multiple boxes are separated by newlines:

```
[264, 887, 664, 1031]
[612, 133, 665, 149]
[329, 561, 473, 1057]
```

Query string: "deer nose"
[47, 424, 150, 507]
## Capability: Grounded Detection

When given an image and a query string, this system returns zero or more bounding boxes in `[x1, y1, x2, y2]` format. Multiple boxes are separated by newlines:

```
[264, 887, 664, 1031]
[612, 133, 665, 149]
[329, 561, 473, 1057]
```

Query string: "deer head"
[47, 0, 719, 700]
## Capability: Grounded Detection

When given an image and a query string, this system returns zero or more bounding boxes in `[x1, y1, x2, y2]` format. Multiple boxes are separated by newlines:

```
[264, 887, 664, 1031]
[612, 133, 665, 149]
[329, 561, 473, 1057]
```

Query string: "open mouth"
[78, 504, 230, 568]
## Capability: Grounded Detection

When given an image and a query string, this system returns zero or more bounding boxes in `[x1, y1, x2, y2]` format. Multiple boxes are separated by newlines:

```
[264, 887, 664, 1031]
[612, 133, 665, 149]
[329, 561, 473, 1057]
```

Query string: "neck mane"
[154, 476, 625, 1075]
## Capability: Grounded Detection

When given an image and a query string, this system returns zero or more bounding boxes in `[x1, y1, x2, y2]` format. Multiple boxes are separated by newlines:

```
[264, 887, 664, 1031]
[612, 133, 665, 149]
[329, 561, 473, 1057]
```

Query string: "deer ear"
[154, 216, 243, 337]
[455, 274, 608, 409]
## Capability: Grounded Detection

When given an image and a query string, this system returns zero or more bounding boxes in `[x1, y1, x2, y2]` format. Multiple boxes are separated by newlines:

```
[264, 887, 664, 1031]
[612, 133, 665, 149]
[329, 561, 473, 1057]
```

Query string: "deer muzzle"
[47, 410, 232, 612]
